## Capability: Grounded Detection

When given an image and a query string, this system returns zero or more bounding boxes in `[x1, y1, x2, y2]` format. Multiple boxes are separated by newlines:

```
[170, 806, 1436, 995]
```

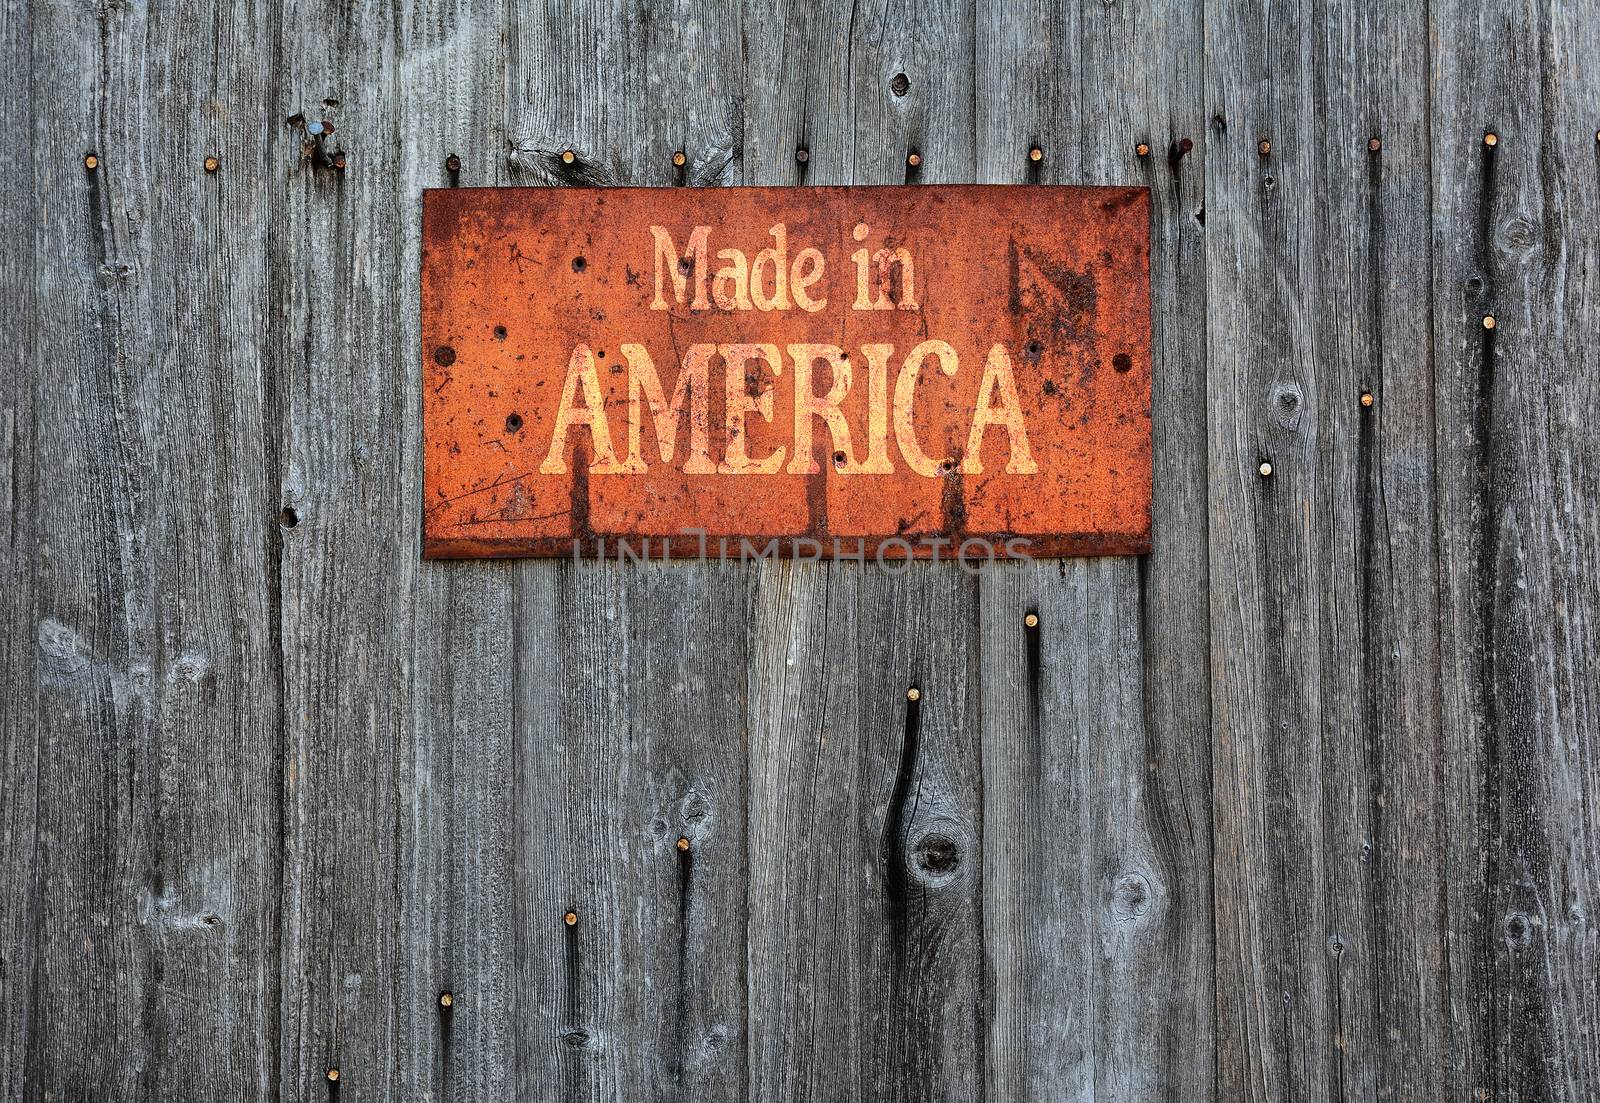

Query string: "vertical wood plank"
[0, 0, 36, 1097]
[975, 2, 1214, 1099]
[504, 5, 751, 1101]
[274, 6, 411, 1099]
[743, 3, 986, 1100]
[1433, 3, 1600, 1098]
[23, 2, 284, 1098]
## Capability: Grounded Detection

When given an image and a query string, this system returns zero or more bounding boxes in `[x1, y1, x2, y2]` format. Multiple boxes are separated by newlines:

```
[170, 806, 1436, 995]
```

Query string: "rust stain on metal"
[421, 185, 1152, 559]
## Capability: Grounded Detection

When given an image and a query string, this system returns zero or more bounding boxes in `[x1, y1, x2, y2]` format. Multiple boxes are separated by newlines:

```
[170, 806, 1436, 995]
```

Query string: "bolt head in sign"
[421, 185, 1152, 560]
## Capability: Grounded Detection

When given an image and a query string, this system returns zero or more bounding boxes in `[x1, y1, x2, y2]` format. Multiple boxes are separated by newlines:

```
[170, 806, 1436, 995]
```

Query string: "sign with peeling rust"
[421, 185, 1151, 560]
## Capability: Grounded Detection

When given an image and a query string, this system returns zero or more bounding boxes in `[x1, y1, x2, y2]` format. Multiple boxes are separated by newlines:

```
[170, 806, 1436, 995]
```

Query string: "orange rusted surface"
[421, 185, 1151, 559]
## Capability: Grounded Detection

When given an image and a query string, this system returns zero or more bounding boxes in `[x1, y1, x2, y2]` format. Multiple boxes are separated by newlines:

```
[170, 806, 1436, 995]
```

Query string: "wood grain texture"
[5, 2, 1600, 1101]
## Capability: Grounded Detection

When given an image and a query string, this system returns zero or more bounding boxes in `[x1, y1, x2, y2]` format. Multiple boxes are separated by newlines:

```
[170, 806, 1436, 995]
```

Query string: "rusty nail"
[1483, 131, 1498, 148]
[1368, 136, 1382, 152]
[672, 149, 686, 167]
[1135, 142, 1150, 158]
[563, 910, 578, 926]
[1258, 138, 1272, 155]
[1360, 392, 1374, 408]
[445, 153, 461, 173]
[327, 1068, 340, 1083]
[906, 686, 921, 702]
[1024, 612, 1039, 629]
[1259, 461, 1274, 478]
[1482, 314, 1497, 330]
[560, 149, 576, 164]
[332, 152, 347, 171]
[907, 151, 921, 167]
[439, 991, 454, 1008]
[676, 836, 690, 852]
[83, 152, 98, 171]
[795, 146, 810, 164]
[203, 155, 220, 174]
[1028, 146, 1043, 162]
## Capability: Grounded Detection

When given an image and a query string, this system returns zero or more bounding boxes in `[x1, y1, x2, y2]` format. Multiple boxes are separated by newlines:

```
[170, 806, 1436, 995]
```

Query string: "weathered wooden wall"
[3, 1, 1597, 1100]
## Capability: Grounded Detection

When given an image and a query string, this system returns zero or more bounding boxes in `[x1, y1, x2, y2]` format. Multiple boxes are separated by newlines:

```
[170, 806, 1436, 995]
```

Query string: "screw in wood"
[1368, 136, 1382, 152]
[1135, 142, 1150, 158]
[327, 1068, 340, 1083]
[676, 836, 690, 852]
[445, 153, 461, 173]
[439, 991, 454, 1008]
[1028, 146, 1043, 163]
[563, 910, 578, 926]
[1258, 461, 1274, 478]
[672, 150, 686, 167]
[1024, 612, 1039, 629]
[560, 149, 576, 164]
[906, 151, 922, 168]
[1482, 314, 1496, 330]
[1258, 138, 1272, 155]
[1483, 131, 1498, 148]
[203, 156, 220, 174]
[1360, 392, 1374, 408]
[83, 152, 98, 171]
[906, 686, 921, 702]
[795, 146, 810, 164]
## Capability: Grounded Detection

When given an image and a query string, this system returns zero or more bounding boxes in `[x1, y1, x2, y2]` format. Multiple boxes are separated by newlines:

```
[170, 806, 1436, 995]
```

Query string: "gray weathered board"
[2, 2, 1597, 1101]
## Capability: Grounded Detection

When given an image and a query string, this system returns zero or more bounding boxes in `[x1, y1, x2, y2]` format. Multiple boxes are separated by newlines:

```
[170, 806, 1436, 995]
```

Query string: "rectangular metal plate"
[422, 185, 1151, 559]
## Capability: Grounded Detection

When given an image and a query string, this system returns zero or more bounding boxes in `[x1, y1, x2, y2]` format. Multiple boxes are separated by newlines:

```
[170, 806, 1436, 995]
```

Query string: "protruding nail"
[1482, 314, 1497, 330]
[1483, 131, 1499, 148]
[563, 910, 578, 926]
[83, 152, 98, 171]
[906, 686, 921, 702]
[203, 156, 220, 174]
[560, 149, 576, 164]
[1024, 612, 1039, 629]
[1259, 462, 1274, 478]
[445, 153, 461, 173]
[1028, 146, 1043, 163]
[1360, 392, 1374, 408]
[671, 150, 686, 167]
[1257, 138, 1272, 155]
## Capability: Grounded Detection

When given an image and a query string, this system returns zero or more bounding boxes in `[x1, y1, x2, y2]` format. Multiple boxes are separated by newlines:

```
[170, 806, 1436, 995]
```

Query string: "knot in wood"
[911, 831, 961, 881]
[1110, 871, 1153, 921]
[1269, 381, 1304, 430]
[1503, 911, 1533, 947]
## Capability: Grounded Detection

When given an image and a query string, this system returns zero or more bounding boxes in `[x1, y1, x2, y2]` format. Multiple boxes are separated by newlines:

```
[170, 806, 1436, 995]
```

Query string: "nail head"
[906, 687, 921, 702]
[327, 1069, 340, 1083]
[676, 836, 690, 851]
[331, 152, 347, 171]
[445, 153, 461, 173]
[1483, 314, 1497, 330]
[203, 156, 220, 174]
[1258, 138, 1272, 155]
[672, 150, 686, 167]
[563, 910, 578, 926]
[1360, 392, 1374, 408]
[1484, 132, 1499, 148]
[1028, 146, 1043, 162]
[83, 153, 98, 171]
[1368, 137, 1382, 151]
[1135, 142, 1150, 158]
[1259, 462, 1274, 478]
[907, 151, 921, 167]
[439, 991, 454, 1008]
[1024, 612, 1039, 629]
[561, 149, 576, 164]
[795, 146, 810, 163]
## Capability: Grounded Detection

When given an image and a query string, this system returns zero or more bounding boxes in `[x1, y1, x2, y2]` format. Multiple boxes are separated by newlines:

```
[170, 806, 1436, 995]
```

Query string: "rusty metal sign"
[422, 185, 1150, 560]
